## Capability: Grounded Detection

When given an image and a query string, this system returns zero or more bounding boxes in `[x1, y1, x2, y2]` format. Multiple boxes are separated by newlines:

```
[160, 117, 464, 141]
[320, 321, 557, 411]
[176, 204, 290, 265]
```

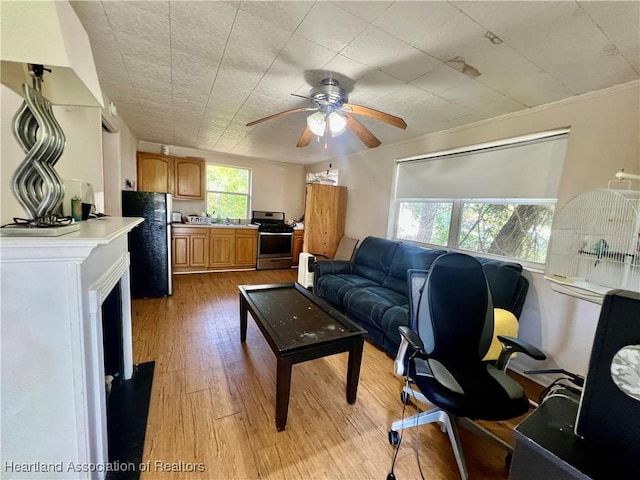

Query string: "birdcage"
[545, 188, 640, 303]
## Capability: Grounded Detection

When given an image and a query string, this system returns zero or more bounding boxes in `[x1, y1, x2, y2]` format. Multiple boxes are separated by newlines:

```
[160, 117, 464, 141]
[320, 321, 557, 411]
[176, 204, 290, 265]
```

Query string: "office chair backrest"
[408, 269, 428, 331]
[417, 252, 494, 362]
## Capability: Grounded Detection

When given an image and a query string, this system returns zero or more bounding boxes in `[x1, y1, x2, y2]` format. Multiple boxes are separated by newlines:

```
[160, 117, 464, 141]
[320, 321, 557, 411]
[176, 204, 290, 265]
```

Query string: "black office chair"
[389, 253, 546, 480]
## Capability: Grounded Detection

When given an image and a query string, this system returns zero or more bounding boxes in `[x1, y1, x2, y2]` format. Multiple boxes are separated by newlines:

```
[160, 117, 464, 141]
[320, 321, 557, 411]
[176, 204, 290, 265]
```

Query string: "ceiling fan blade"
[246, 107, 316, 127]
[296, 126, 312, 148]
[341, 103, 407, 130]
[345, 115, 382, 148]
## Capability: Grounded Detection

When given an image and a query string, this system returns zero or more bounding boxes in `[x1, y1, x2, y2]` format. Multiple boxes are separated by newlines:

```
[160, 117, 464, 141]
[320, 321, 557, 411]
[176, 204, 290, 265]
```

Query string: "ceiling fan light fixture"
[328, 111, 347, 136]
[306, 111, 325, 136]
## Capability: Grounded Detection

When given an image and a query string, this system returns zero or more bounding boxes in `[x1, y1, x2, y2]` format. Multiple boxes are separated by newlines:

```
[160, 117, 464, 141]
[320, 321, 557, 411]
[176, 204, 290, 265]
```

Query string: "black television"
[575, 290, 640, 463]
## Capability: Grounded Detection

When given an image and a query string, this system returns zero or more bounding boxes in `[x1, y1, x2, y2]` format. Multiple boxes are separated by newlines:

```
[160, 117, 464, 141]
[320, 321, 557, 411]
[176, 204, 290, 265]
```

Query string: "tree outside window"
[393, 200, 555, 264]
[457, 203, 554, 263]
[206, 165, 250, 219]
[396, 202, 452, 246]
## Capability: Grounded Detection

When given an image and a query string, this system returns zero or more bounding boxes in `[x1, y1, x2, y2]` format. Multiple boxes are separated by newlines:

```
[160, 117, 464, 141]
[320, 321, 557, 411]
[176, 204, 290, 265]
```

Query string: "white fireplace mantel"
[0, 217, 143, 479]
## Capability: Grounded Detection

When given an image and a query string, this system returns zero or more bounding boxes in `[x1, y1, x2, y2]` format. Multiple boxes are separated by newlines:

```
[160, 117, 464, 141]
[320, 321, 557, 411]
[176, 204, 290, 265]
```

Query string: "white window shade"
[395, 134, 568, 199]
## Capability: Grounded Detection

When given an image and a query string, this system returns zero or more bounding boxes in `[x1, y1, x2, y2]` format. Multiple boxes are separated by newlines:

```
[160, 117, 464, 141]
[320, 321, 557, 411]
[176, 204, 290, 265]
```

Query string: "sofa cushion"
[383, 244, 446, 295]
[315, 274, 378, 307]
[365, 286, 408, 305]
[351, 237, 400, 284]
[344, 286, 408, 328]
[476, 258, 523, 310]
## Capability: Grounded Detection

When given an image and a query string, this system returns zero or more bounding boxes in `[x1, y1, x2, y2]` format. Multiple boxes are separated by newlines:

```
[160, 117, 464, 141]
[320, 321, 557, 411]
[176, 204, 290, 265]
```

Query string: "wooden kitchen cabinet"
[208, 229, 234, 268]
[137, 152, 204, 200]
[174, 157, 205, 200]
[292, 229, 304, 266]
[189, 232, 208, 267]
[172, 234, 189, 267]
[234, 229, 258, 267]
[172, 227, 258, 272]
[303, 184, 347, 259]
[172, 227, 208, 269]
[137, 152, 173, 193]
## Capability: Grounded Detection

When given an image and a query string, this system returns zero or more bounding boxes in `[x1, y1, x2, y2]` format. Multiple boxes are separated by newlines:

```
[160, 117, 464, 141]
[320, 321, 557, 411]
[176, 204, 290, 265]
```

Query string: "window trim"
[205, 163, 252, 219]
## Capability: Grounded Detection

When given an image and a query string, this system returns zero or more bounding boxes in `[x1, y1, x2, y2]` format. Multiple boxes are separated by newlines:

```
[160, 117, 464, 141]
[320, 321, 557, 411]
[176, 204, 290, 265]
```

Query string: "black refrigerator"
[122, 191, 173, 298]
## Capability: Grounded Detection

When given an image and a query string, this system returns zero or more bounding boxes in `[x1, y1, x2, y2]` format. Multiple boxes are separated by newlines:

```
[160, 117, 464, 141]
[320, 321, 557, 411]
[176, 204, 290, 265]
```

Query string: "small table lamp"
[0, 0, 103, 236]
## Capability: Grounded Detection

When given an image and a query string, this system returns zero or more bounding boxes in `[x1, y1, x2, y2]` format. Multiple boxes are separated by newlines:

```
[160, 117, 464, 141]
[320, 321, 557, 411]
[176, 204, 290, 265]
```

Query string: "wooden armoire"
[303, 184, 347, 258]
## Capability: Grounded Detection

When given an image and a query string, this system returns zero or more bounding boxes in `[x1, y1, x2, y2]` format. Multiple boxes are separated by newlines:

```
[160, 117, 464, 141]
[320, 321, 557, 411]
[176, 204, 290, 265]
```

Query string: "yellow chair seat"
[482, 308, 519, 362]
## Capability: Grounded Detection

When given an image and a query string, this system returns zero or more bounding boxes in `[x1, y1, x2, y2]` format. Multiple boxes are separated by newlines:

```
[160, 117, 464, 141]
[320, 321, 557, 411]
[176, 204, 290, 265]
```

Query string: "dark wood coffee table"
[238, 282, 367, 431]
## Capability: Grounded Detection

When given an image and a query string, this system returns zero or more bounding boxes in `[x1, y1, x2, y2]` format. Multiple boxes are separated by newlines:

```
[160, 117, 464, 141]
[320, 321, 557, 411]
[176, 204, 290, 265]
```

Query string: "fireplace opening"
[99, 279, 155, 480]
[102, 280, 124, 396]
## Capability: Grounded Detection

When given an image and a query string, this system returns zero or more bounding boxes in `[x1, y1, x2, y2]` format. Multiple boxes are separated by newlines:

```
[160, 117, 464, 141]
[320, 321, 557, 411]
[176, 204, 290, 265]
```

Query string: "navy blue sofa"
[313, 236, 529, 355]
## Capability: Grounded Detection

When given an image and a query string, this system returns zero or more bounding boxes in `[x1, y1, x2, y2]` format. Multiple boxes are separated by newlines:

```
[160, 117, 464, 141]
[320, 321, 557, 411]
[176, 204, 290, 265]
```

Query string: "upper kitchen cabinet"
[136, 152, 205, 200]
[174, 157, 205, 200]
[137, 152, 173, 194]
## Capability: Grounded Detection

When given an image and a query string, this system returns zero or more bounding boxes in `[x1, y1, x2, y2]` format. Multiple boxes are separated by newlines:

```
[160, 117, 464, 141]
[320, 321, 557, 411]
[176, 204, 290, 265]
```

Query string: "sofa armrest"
[313, 260, 353, 292]
[315, 259, 353, 277]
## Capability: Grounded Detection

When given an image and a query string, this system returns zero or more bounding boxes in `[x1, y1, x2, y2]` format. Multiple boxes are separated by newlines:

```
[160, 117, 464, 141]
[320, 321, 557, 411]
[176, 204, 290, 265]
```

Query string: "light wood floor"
[132, 269, 539, 480]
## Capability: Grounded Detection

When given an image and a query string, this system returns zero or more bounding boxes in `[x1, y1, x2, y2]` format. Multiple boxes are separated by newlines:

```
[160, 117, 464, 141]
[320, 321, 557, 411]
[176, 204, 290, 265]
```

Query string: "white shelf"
[544, 275, 614, 304]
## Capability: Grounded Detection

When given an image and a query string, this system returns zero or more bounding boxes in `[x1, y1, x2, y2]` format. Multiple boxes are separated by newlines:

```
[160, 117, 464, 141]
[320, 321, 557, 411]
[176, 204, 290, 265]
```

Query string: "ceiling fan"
[245, 78, 407, 149]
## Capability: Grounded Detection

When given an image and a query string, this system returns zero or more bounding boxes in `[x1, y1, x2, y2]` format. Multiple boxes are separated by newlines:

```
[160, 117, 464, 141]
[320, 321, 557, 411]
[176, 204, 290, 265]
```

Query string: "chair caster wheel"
[388, 430, 400, 446]
[505, 453, 512, 468]
[400, 391, 410, 405]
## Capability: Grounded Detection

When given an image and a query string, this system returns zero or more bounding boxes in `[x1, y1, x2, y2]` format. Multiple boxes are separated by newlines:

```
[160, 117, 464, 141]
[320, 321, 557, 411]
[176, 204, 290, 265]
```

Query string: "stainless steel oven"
[252, 211, 294, 270]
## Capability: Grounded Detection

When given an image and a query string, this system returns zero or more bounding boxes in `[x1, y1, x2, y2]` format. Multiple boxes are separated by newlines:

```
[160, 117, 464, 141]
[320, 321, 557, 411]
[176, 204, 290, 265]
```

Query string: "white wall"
[54, 105, 103, 191]
[101, 93, 138, 216]
[102, 130, 121, 215]
[0, 84, 103, 224]
[518, 271, 602, 377]
[306, 81, 640, 378]
[137, 142, 306, 221]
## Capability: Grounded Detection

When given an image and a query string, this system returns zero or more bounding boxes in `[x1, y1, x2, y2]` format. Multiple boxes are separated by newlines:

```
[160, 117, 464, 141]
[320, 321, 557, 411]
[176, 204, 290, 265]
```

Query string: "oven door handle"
[259, 232, 293, 236]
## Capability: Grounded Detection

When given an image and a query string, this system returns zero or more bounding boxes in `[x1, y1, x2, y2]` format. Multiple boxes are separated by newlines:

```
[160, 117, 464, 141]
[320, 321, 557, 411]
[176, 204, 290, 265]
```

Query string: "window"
[391, 130, 569, 265]
[206, 164, 250, 219]
[457, 202, 554, 263]
[396, 201, 452, 246]
[393, 200, 554, 263]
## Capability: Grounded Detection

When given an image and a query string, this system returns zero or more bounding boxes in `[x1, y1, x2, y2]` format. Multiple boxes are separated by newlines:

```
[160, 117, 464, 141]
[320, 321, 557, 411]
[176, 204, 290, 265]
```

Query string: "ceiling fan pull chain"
[324, 113, 329, 150]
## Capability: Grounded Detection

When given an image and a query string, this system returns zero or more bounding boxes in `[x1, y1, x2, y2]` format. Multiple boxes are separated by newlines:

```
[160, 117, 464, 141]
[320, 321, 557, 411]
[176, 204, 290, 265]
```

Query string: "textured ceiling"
[70, 1, 639, 165]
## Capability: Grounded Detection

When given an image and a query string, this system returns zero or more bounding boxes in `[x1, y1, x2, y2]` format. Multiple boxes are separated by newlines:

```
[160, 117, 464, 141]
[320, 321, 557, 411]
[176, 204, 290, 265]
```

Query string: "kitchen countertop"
[172, 223, 258, 229]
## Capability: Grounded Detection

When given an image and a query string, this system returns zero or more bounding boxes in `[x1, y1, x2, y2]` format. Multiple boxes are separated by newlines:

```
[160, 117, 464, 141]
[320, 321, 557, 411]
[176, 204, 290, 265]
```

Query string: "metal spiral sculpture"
[11, 66, 66, 225]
